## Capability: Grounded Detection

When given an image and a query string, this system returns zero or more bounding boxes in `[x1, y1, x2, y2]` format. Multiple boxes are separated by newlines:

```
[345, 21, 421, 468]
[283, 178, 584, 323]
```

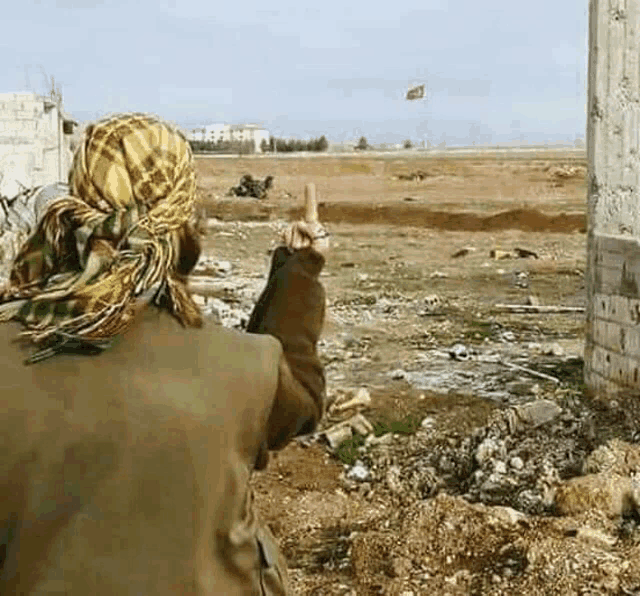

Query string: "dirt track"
[192, 152, 640, 595]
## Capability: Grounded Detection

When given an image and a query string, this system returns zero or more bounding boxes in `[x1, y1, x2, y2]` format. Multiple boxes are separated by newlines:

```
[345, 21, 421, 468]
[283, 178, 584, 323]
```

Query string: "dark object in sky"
[406, 84, 425, 100]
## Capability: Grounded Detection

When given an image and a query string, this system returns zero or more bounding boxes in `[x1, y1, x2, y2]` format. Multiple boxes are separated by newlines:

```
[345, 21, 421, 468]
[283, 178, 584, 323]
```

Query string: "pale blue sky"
[2, 0, 588, 145]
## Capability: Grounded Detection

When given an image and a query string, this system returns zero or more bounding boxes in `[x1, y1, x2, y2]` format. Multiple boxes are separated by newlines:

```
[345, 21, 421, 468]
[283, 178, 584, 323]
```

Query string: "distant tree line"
[189, 140, 255, 154]
[356, 137, 415, 150]
[260, 135, 329, 153]
[190, 135, 330, 154]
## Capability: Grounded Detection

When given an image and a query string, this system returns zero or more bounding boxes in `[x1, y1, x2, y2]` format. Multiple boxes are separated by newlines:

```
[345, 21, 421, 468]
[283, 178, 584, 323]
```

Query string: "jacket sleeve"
[246, 246, 326, 455]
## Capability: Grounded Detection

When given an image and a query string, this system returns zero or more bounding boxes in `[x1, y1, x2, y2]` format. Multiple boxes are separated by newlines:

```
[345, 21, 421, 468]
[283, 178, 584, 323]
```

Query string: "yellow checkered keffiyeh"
[0, 112, 202, 364]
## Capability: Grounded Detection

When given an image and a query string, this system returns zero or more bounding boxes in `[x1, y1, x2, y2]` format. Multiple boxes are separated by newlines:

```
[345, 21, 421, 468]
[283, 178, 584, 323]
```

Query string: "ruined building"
[0, 91, 77, 198]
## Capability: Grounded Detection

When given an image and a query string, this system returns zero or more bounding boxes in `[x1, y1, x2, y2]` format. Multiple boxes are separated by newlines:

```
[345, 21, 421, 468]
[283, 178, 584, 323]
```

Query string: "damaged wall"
[0, 92, 75, 198]
[585, 0, 640, 394]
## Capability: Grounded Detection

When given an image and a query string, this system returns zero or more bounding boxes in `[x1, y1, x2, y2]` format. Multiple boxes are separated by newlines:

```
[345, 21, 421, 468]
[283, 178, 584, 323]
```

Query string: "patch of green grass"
[334, 433, 366, 466]
[372, 414, 422, 437]
[334, 414, 423, 465]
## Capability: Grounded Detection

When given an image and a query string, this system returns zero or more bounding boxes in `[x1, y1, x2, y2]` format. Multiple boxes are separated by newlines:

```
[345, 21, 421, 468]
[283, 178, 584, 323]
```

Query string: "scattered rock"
[553, 473, 637, 518]
[345, 413, 375, 436]
[333, 388, 372, 412]
[347, 461, 371, 482]
[575, 527, 617, 547]
[542, 343, 565, 357]
[193, 258, 233, 277]
[322, 424, 353, 449]
[490, 249, 513, 260]
[583, 439, 640, 476]
[430, 271, 449, 279]
[476, 438, 500, 465]
[494, 460, 507, 475]
[488, 505, 528, 525]
[451, 247, 475, 258]
[546, 164, 587, 181]
[512, 399, 563, 429]
[396, 170, 428, 181]
[422, 294, 443, 314]
[513, 271, 530, 288]
[449, 343, 469, 361]
[514, 247, 539, 259]
[366, 433, 394, 448]
[510, 456, 524, 471]
[385, 465, 403, 494]
[420, 417, 435, 430]
[321, 413, 375, 451]
[389, 369, 407, 380]
[526, 295, 541, 306]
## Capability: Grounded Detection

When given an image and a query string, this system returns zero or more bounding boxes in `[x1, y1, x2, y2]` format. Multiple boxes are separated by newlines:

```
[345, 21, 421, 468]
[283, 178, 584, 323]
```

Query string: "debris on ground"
[187, 156, 640, 595]
[451, 246, 476, 258]
[490, 247, 539, 260]
[228, 174, 274, 199]
[0, 183, 68, 283]
[490, 248, 513, 260]
[546, 163, 587, 183]
[394, 170, 430, 181]
[514, 247, 539, 259]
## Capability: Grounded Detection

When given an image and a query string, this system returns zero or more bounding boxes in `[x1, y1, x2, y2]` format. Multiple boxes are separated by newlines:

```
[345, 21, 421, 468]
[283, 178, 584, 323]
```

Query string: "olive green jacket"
[0, 247, 326, 595]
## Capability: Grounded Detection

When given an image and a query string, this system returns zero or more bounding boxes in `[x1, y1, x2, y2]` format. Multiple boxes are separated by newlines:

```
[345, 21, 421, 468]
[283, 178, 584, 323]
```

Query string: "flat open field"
[196, 149, 586, 231]
[194, 152, 640, 594]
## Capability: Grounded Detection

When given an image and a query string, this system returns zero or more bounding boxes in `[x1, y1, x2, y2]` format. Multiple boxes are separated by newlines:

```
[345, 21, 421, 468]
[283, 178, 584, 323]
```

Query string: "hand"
[281, 220, 329, 254]
[281, 183, 329, 255]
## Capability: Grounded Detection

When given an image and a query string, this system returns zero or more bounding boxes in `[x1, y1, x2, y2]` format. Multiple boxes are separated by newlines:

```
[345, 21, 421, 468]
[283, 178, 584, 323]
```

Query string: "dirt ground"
[195, 152, 640, 595]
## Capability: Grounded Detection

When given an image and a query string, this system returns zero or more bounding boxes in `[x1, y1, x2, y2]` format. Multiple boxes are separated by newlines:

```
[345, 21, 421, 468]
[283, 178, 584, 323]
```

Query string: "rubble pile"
[545, 164, 587, 180]
[321, 376, 640, 523]
[228, 174, 274, 199]
[0, 183, 68, 284]
[189, 255, 265, 328]
[394, 170, 429, 182]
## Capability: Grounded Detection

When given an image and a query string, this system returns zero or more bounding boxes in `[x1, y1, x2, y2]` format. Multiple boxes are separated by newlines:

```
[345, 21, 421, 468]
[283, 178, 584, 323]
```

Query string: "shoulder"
[0, 309, 284, 401]
[0, 310, 286, 443]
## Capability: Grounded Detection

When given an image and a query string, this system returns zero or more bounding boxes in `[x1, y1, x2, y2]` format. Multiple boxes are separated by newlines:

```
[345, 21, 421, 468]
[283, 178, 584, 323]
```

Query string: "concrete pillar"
[585, 0, 640, 394]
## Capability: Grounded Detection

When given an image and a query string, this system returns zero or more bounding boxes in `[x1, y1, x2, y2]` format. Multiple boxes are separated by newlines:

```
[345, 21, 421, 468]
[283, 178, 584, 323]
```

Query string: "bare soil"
[195, 151, 640, 594]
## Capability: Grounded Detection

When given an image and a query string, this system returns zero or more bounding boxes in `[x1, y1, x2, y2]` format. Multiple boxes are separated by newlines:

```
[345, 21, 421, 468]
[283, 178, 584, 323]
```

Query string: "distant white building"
[0, 92, 77, 197]
[186, 123, 270, 153]
[187, 127, 206, 142]
[229, 124, 269, 152]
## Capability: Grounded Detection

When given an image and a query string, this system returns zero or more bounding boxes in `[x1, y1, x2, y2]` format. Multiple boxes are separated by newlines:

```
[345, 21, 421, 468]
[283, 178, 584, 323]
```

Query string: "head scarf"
[0, 112, 202, 363]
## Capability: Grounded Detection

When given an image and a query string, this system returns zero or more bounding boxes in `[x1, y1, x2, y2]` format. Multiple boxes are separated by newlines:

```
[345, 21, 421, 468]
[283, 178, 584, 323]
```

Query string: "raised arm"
[246, 244, 326, 452]
[246, 184, 329, 461]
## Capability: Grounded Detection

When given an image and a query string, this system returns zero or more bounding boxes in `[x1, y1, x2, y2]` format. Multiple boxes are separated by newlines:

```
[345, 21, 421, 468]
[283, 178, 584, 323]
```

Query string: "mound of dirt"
[203, 198, 278, 222]
[546, 164, 587, 180]
[351, 493, 640, 595]
[290, 204, 586, 233]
